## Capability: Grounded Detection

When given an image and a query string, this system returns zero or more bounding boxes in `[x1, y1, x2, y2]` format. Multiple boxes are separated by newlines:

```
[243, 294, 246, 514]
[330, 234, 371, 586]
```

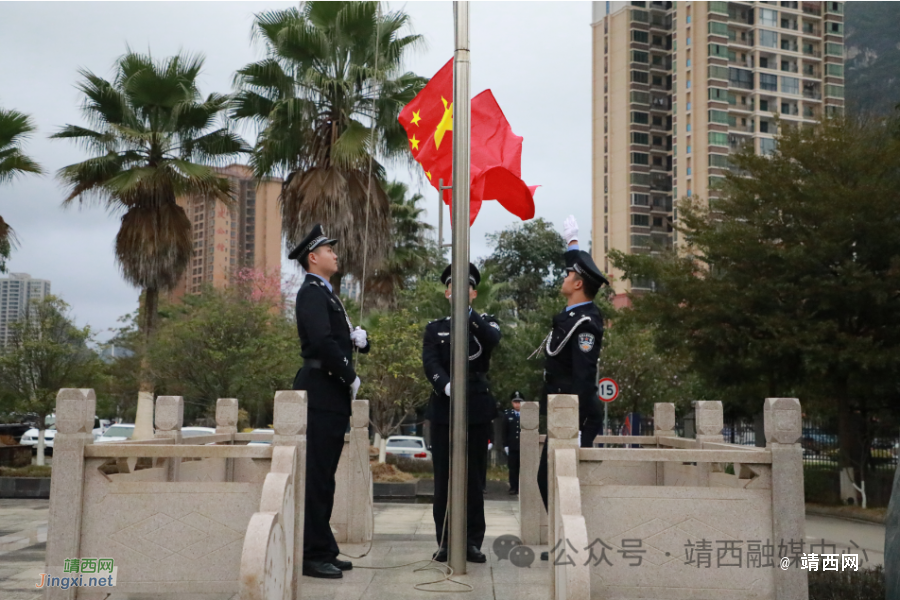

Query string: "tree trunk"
[134, 286, 158, 440]
[836, 380, 864, 504]
[331, 272, 343, 297]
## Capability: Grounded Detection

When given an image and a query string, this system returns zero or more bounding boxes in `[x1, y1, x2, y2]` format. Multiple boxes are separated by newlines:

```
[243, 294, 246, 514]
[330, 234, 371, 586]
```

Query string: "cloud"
[0, 1, 593, 338]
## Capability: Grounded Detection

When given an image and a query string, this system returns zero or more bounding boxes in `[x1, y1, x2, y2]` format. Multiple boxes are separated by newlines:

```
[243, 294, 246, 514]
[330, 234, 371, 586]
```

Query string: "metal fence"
[602, 413, 899, 471]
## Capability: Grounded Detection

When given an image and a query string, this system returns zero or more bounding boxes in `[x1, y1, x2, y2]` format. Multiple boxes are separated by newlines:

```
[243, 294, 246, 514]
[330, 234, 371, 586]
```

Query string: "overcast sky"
[0, 1, 593, 341]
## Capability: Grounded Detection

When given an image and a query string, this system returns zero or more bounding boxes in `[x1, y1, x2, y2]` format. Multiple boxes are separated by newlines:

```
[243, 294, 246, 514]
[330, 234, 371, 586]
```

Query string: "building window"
[687, 145, 692, 154]
[708, 44, 728, 58]
[760, 138, 776, 155]
[759, 8, 778, 27]
[708, 21, 729, 36]
[631, 214, 650, 227]
[631, 172, 651, 186]
[687, 80, 692, 89]
[687, 189, 692, 197]
[829, 22, 843, 34]
[686, 167, 692, 176]
[631, 90, 650, 104]
[760, 73, 778, 91]
[631, 152, 650, 165]
[686, 102, 692, 111]
[686, 123, 692, 132]
[729, 67, 754, 89]
[632, 30, 649, 43]
[631, 111, 650, 124]
[709, 132, 728, 146]
[686, 37, 691, 45]
[759, 30, 778, 48]
[826, 63, 844, 77]
[825, 42, 843, 57]
[781, 76, 800, 95]
[631, 132, 650, 145]
[687, 59, 692, 68]
[709, 154, 729, 168]
[825, 84, 845, 98]
[631, 193, 650, 206]
[632, 50, 649, 64]
[631, 234, 651, 248]
[686, 15, 692, 24]
[632, 70, 650, 83]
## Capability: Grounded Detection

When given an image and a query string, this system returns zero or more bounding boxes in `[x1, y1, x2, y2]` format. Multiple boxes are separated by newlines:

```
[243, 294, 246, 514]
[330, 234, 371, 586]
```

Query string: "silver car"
[384, 435, 432, 460]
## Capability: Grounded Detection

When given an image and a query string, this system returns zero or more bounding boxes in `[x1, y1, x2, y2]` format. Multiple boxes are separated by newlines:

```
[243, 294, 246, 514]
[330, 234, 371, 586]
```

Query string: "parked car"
[96, 424, 135, 443]
[247, 429, 274, 446]
[21, 417, 111, 453]
[180, 427, 217, 438]
[384, 435, 432, 460]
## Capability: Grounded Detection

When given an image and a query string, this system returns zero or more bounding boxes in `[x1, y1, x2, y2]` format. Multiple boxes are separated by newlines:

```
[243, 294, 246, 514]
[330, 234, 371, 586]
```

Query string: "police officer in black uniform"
[423, 263, 501, 563]
[502, 391, 524, 495]
[289, 224, 371, 579]
[535, 216, 608, 560]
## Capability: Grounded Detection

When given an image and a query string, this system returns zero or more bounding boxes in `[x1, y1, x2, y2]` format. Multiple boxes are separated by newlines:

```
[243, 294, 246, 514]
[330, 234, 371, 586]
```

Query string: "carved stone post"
[519, 401, 541, 544]
[347, 400, 372, 543]
[765, 397, 808, 600]
[547, 394, 579, 600]
[45, 388, 95, 600]
[694, 401, 724, 486]
[154, 396, 184, 481]
[216, 398, 239, 482]
[654, 403, 676, 485]
[272, 390, 307, 600]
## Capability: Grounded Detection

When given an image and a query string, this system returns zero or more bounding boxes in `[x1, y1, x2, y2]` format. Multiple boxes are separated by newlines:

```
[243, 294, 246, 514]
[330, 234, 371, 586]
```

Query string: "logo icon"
[578, 333, 595, 352]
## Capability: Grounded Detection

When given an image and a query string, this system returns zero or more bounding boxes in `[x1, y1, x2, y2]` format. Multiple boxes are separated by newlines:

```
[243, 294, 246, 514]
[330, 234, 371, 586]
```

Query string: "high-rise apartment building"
[0, 273, 51, 347]
[592, 1, 845, 301]
[170, 164, 283, 299]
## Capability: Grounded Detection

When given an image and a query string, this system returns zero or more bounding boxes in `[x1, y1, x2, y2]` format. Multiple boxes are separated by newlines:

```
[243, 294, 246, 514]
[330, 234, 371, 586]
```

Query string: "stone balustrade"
[539, 396, 809, 600]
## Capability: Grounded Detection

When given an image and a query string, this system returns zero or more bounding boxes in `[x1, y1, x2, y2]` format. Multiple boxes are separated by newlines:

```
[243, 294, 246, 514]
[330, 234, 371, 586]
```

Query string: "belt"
[304, 359, 324, 370]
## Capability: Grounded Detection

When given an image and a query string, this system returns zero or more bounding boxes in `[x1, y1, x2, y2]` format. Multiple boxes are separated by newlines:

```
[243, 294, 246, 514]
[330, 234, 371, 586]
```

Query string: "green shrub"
[808, 566, 884, 600]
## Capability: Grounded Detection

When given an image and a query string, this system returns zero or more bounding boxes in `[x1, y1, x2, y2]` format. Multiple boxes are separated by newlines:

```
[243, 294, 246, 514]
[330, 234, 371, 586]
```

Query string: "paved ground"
[0, 498, 886, 600]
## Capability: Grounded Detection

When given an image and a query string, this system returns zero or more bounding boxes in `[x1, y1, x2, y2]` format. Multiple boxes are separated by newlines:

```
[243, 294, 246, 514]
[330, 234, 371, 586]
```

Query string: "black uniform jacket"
[423, 311, 501, 426]
[541, 249, 604, 423]
[501, 409, 521, 452]
[293, 274, 370, 415]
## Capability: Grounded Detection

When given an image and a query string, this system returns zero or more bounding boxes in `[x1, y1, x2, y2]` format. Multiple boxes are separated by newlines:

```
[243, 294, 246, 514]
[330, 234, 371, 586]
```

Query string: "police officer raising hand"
[289, 224, 369, 579]
[533, 216, 609, 559]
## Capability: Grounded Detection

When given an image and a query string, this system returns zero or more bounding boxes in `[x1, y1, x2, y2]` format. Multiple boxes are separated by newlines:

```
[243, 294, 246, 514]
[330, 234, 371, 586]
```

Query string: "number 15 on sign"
[598, 378, 619, 402]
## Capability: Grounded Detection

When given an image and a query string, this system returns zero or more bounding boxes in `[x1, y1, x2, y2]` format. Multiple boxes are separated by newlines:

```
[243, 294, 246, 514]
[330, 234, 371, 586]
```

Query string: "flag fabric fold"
[398, 59, 537, 225]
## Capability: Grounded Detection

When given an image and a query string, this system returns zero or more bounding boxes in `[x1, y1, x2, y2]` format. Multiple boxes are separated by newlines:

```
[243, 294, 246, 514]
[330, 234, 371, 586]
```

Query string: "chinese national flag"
[398, 59, 537, 225]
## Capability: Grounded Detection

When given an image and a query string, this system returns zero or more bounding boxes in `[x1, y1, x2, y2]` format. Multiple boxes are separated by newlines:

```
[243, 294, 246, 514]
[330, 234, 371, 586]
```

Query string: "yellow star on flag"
[409, 135, 420, 151]
[426, 171, 432, 181]
[434, 97, 453, 150]
[410, 110, 422, 126]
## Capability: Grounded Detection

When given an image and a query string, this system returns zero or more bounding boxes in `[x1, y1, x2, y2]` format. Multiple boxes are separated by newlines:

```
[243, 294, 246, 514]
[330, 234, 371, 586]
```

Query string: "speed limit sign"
[598, 378, 619, 402]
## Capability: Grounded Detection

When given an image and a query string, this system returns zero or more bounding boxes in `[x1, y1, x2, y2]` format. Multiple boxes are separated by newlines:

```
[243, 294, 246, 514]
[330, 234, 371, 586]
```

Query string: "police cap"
[510, 391, 525, 402]
[441, 263, 480, 288]
[568, 251, 610, 288]
[288, 224, 338, 263]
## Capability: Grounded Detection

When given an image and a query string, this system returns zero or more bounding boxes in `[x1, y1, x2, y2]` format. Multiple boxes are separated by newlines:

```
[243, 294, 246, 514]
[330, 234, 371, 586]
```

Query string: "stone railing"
[542, 396, 809, 600]
[45, 389, 308, 600]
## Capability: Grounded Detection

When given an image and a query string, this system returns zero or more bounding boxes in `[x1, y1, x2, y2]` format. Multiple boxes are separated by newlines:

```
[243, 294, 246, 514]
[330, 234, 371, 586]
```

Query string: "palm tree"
[52, 51, 247, 394]
[0, 108, 43, 272]
[233, 2, 426, 293]
[365, 180, 440, 307]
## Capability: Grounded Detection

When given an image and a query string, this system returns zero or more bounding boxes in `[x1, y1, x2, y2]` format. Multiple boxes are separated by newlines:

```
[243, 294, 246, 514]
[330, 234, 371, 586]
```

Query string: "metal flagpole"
[449, 0, 471, 574]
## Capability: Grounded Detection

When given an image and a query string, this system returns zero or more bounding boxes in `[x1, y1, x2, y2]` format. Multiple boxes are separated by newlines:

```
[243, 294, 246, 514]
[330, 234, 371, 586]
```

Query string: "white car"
[96, 424, 135, 443]
[180, 427, 217, 438]
[384, 435, 432, 460]
[21, 417, 112, 452]
[247, 428, 274, 446]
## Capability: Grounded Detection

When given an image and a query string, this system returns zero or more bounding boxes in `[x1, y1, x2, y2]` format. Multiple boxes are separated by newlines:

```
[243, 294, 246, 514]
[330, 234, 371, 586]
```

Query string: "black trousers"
[507, 449, 520, 491]
[431, 421, 491, 549]
[537, 417, 602, 510]
[303, 407, 350, 563]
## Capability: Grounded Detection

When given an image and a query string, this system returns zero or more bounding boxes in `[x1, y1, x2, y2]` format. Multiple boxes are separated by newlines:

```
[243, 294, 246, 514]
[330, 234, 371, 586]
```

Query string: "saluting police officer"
[423, 264, 501, 563]
[290, 224, 370, 579]
[502, 391, 524, 495]
[534, 216, 609, 560]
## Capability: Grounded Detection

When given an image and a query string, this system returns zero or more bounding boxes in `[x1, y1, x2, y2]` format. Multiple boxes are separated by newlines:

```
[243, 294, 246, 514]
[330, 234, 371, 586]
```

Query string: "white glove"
[488, 442, 493, 450]
[504, 447, 509, 455]
[563, 215, 579, 245]
[444, 382, 451, 397]
[351, 377, 361, 400]
[350, 327, 368, 349]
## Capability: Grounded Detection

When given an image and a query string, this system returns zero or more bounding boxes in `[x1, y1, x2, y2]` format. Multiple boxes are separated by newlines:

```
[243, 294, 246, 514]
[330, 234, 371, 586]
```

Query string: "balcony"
[781, 41, 800, 53]
[802, 23, 820, 35]
[728, 10, 753, 27]
[802, 65, 821, 77]
[803, 46, 822, 58]
[803, 89, 822, 100]
[802, 3, 822, 17]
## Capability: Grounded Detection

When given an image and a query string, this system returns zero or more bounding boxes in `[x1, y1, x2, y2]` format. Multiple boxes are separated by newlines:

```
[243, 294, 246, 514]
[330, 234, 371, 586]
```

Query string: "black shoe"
[509, 488, 518, 495]
[433, 547, 448, 562]
[467, 545, 487, 563]
[329, 557, 352, 571]
[540, 551, 549, 561]
[303, 561, 343, 579]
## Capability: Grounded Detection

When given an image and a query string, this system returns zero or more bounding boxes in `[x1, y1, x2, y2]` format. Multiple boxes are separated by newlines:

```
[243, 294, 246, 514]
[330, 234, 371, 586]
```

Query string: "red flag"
[399, 59, 537, 225]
